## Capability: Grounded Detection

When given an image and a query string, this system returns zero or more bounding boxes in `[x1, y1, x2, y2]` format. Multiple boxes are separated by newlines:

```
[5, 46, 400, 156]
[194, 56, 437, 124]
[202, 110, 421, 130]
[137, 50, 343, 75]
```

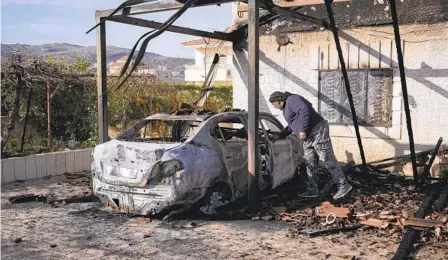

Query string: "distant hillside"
[1, 43, 194, 75]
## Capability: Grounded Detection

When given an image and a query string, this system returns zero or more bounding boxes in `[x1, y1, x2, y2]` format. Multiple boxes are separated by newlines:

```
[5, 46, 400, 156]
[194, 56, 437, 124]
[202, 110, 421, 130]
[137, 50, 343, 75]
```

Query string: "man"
[269, 91, 352, 200]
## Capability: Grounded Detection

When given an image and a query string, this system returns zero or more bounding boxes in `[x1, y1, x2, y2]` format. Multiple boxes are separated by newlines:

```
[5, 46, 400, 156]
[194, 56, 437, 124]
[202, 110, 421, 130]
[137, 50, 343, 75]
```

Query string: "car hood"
[92, 139, 181, 187]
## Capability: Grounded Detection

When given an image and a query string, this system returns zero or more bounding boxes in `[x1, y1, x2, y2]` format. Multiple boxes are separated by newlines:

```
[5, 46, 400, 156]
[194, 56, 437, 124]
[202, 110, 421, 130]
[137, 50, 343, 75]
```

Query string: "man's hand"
[299, 132, 307, 141]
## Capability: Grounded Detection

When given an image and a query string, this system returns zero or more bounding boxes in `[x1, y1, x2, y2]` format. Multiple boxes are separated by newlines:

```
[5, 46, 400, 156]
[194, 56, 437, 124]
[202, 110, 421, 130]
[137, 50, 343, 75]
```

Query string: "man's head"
[269, 91, 288, 110]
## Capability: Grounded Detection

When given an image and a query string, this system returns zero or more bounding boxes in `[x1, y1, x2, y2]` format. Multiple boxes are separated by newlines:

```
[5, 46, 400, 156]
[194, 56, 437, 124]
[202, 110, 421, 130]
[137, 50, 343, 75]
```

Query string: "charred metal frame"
[95, 0, 419, 208]
[323, 0, 366, 167]
[388, 0, 418, 186]
[107, 16, 234, 41]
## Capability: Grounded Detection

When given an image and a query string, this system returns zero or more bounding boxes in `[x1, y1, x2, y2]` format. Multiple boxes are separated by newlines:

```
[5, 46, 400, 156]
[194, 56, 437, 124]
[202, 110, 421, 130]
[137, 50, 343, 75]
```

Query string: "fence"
[1, 148, 93, 184]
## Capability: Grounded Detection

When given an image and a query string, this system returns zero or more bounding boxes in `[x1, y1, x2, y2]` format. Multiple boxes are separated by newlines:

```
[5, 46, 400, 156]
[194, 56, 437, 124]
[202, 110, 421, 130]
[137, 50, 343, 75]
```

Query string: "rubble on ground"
[249, 159, 448, 249]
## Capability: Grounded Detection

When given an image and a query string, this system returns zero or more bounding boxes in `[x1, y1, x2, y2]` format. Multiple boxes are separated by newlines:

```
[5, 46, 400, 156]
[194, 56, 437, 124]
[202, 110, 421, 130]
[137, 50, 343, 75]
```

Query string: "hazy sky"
[1, 0, 233, 58]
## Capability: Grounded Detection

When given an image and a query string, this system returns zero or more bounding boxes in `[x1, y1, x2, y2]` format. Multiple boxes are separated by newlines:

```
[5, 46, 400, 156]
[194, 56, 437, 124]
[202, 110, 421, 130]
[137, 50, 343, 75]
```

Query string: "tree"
[1, 54, 24, 153]
[1, 56, 96, 156]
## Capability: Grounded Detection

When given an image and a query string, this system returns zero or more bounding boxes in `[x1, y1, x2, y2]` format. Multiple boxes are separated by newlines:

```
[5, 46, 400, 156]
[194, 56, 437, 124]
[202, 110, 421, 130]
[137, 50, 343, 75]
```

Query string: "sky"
[1, 0, 233, 58]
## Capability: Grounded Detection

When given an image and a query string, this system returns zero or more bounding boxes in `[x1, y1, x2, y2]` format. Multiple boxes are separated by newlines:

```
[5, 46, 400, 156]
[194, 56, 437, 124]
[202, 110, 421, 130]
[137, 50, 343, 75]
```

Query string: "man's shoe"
[297, 190, 318, 198]
[333, 183, 352, 200]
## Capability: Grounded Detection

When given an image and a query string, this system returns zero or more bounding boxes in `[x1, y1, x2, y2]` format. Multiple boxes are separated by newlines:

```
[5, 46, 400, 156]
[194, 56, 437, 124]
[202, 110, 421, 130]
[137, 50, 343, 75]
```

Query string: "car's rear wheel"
[199, 183, 232, 215]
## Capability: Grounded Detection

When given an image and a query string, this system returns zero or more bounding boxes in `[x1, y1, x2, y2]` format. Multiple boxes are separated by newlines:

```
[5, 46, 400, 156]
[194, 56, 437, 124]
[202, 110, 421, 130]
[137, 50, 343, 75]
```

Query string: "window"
[260, 118, 282, 133]
[319, 69, 393, 126]
[211, 118, 247, 142]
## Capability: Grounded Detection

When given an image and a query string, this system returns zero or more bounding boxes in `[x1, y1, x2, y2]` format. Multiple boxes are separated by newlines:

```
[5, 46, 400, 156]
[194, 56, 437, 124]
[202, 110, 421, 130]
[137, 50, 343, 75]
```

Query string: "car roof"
[144, 113, 209, 121]
[144, 111, 277, 122]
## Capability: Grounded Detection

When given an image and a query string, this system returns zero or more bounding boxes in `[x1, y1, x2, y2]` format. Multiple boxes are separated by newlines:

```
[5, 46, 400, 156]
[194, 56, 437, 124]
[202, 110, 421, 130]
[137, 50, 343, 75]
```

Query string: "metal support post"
[247, 0, 260, 212]
[324, 0, 367, 167]
[96, 16, 108, 144]
[388, 0, 419, 186]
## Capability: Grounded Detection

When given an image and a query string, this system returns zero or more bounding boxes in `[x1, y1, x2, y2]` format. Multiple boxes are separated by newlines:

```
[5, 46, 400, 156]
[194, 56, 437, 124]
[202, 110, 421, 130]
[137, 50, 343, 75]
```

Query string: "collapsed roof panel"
[233, 0, 448, 34]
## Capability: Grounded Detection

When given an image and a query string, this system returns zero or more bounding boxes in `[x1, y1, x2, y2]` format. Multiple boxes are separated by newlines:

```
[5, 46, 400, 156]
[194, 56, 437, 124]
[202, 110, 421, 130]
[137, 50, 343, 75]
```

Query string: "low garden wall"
[1, 148, 93, 184]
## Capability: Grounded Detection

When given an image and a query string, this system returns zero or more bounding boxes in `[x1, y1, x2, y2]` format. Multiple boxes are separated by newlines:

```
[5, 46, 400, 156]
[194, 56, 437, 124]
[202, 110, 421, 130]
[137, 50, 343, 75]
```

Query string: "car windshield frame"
[117, 113, 208, 142]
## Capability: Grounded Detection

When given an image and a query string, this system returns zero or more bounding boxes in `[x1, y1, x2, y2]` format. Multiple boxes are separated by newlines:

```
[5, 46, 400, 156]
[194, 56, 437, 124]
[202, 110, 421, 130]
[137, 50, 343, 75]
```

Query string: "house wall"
[186, 44, 234, 84]
[232, 22, 448, 163]
[194, 45, 234, 66]
[194, 49, 205, 65]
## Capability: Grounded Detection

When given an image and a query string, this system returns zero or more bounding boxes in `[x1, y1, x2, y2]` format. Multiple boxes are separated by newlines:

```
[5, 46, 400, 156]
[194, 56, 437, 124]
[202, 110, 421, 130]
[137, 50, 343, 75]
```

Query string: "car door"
[260, 115, 302, 189]
[209, 115, 249, 196]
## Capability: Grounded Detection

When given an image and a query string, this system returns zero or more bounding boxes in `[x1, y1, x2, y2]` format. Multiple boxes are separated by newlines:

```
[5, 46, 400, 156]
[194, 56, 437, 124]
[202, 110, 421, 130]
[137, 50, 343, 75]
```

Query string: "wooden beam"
[237, 0, 350, 12]
[108, 15, 235, 41]
[96, 17, 108, 144]
[247, 0, 260, 212]
[96, 0, 233, 18]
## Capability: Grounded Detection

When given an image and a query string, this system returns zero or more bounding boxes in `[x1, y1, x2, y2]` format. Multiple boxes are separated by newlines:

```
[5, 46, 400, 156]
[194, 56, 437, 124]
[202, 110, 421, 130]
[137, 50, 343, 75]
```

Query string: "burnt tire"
[199, 183, 232, 215]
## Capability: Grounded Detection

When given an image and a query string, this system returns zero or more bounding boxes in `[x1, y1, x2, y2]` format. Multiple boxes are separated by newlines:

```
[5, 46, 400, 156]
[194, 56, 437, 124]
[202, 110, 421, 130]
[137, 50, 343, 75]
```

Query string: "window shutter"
[319, 69, 393, 126]
[319, 70, 343, 123]
[341, 70, 367, 124]
[367, 69, 393, 126]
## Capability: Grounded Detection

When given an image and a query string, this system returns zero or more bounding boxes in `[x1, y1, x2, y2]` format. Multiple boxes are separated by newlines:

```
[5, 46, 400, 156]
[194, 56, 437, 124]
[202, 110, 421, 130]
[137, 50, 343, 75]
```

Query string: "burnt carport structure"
[94, 0, 419, 210]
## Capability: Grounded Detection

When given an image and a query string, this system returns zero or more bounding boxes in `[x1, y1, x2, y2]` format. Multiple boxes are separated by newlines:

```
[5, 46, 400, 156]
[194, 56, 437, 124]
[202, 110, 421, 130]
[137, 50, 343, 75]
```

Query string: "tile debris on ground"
[250, 164, 448, 248]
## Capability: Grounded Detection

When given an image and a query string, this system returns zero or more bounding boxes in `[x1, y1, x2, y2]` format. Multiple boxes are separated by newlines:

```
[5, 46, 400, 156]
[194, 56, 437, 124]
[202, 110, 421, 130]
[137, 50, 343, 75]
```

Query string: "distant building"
[147, 69, 158, 75]
[109, 56, 155, 76]
[90, 62, 110, 76]
[181, 27, 235, 85]
[155, 69, 183, 83]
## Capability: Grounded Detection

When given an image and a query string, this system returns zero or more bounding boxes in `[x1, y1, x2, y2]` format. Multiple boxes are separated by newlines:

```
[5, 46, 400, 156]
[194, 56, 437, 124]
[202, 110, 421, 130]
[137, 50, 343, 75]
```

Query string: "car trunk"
[92, 139, 181, 187]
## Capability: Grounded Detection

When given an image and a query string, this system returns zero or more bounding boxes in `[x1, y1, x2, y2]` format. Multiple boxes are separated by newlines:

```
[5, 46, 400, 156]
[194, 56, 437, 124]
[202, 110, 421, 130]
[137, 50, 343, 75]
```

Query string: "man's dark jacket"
[278, 95, 324, 138]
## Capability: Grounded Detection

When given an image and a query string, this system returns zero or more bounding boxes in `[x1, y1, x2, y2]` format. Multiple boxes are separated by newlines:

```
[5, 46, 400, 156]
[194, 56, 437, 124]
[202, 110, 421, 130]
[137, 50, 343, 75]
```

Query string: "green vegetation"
[108, 79, 232, 130]
[1, 56, 232, 158]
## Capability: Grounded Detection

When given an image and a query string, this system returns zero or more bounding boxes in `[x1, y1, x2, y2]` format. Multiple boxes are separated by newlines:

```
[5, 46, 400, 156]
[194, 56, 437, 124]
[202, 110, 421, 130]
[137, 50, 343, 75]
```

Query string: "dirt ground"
[1, 175, 447, 260]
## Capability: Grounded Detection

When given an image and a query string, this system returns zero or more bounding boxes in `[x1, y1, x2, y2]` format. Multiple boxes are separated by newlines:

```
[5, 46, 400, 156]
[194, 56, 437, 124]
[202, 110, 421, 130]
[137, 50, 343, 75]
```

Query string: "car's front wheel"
[199, 183, 232, 215]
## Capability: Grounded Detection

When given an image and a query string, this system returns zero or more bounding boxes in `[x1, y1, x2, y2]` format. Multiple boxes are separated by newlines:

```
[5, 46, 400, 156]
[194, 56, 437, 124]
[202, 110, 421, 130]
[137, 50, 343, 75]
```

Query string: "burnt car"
[91, 110, 304, 216]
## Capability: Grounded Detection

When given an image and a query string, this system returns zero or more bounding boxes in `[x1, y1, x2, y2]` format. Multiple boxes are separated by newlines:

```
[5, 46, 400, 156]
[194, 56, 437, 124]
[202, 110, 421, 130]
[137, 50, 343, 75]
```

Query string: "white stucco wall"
[194, 45, 234, 66]
[194, 49, 205, 65]
[1, 149, 93, 184]
[186, 44, 234, 83]
[232, 23, 448, 163]
[185, 64, 232, 83]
